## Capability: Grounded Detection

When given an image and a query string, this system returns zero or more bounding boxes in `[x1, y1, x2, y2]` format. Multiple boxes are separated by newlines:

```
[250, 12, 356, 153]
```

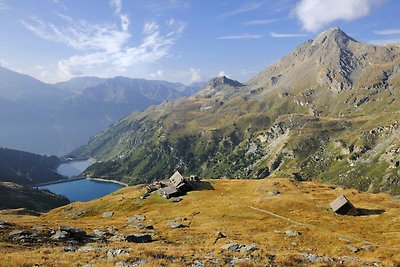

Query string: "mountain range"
[0, 69, 203, 155]
[74, 28, 400, 194]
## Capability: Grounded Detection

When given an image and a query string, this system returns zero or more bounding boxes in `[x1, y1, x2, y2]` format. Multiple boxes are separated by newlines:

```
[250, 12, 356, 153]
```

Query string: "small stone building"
[330, 194, 358, 216]
[159, 186, 180, 199]
[157, 171, 193, 199]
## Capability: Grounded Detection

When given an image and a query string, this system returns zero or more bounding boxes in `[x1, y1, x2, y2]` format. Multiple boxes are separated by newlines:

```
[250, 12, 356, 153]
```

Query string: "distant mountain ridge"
[0, 148, 63, 185]
[0, 69, 203, 155]
[74, 28, 400, 194]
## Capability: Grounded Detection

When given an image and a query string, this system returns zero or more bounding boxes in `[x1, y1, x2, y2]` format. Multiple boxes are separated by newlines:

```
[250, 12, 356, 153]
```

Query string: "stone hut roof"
[330, 194, 358, 216]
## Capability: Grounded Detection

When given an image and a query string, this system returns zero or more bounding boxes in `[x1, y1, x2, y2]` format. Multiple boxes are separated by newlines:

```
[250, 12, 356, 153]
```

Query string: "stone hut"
[159, 186, 180, 199]
[330, 195, 358, 216]
[157, 171, 193, 199]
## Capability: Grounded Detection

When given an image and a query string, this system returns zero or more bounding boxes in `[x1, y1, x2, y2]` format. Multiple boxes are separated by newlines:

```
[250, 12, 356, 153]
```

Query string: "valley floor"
[0, 178, 399, 266]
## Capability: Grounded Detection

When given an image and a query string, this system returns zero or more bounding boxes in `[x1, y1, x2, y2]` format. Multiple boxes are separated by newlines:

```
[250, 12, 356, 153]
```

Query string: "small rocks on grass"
[133, 224, 154, 230]
[31, 226, 44, 231]
[361, 244, 373, 251]
[78, 246, 103, 253]
[272, 182, 280, 186]
[125, 233, 153, 243]
[170, 197, 182, 202]
[103, 211, 114, 218]
[51, 230, 69, 240]
[93, 229, 105, 237]
[127, 215, 146, 224]
[107, 248, 129, 259]
[106, 226, 119, 235]
[192, 260, 205, 267]
[115, 259, 147, 267]
[221, 243, 259, 253]
[300, 253, 334, 263]
[109, 234, 125, 242]
[176, 216, 187, 221]
[63, 246, 77, 252]
[167, 220, 185, 229]
[339, 237, 351, 243]
[267, 190, 280, 196]
[8, 229, 32, 237]
[346, 245, 359, 253]
[59, 226, 86, 237]
[0, 221, 14, 229]
[285, 230, 300, 237]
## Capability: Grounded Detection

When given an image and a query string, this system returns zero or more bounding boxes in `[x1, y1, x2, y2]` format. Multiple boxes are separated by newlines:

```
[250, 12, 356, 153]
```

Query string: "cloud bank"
[295, 0, 385, 32]
[22, 2, 186, 80]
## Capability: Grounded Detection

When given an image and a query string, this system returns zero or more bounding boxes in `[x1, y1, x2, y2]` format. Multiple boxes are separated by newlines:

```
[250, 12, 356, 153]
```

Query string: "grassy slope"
[0, 178, 399, 266]
[0, 182, 70, 212]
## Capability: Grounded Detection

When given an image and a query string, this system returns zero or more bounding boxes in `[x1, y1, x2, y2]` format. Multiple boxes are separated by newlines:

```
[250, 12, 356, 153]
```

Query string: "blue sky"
[0, 0, 399, 84]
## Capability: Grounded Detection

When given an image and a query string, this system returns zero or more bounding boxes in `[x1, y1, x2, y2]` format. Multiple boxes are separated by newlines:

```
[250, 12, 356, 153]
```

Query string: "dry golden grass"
[1, 178, 399, 266]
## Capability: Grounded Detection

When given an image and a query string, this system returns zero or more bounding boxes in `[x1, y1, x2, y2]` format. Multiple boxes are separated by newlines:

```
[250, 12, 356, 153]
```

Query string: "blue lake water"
[38, 179, 124, 202]
[57, 159, 92, 177]
[38, 159, 125, 202]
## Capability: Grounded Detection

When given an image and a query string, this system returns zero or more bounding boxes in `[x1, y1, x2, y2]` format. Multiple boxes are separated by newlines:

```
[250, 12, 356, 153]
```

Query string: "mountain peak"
[313, 27, 356, 46]
[207, 76, 243, 88]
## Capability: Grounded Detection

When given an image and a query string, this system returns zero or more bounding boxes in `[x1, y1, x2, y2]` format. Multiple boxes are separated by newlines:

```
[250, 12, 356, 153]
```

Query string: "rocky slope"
[75, 28, 400, 194]
[0, 179, 399, 266]
[0, 182, 70, 212]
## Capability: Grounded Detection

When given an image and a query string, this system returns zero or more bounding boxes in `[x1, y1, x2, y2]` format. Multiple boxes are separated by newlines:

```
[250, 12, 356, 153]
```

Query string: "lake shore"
[88, 177, 129, 187]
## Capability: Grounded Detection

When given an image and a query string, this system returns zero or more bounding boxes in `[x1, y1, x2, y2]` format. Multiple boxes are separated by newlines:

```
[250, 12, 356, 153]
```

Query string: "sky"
[0, 0, 399, 85]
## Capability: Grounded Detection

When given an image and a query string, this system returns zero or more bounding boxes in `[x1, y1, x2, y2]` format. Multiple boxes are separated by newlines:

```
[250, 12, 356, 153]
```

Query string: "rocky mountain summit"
[75, 28, 400, 194]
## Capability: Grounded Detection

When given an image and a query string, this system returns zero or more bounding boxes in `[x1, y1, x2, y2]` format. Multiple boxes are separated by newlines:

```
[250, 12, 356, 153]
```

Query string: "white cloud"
[222, 2, 263, 17]
[0, 0, 9, 10]
[22, 6, 185, 81]
[374, 29, 400, 35]
[22, 16, 130, 53]
[0, 58, 8, 67]
[243, 19, 277, 26]
[270, 32, 307, 38]
[120, 14, 129, 31]
[217, 71, 230, 78]
[150, 70, 164, 79]
[295, 0, 386, 32]
[190, 68, 202, 83]
[218, 33, 263, 40]
[110, 0, 122, 14]
[143, 21, 159, 34]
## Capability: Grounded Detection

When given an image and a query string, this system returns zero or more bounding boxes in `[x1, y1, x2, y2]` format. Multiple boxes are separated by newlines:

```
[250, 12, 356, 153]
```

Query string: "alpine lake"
[37, 159, 125, 202]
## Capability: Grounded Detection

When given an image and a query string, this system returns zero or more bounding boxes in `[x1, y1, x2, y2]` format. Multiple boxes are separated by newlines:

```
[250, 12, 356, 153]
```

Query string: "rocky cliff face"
[75, 28, 400, 194]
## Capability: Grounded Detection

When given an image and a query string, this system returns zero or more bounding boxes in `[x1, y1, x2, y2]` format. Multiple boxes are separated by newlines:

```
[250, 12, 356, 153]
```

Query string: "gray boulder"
[51, 230, 69, 240]
[127, 215, 146, 224]
[125, 233, 153, 243]
[285, 230, 300, 237]
[107, 248, 129, 259]
[167, 220, 185, 229]
[103, 211, 114, 218]
[78, 246, 103, 252]
[221, 243, 259, 253]
[63, 246, 77, 252]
